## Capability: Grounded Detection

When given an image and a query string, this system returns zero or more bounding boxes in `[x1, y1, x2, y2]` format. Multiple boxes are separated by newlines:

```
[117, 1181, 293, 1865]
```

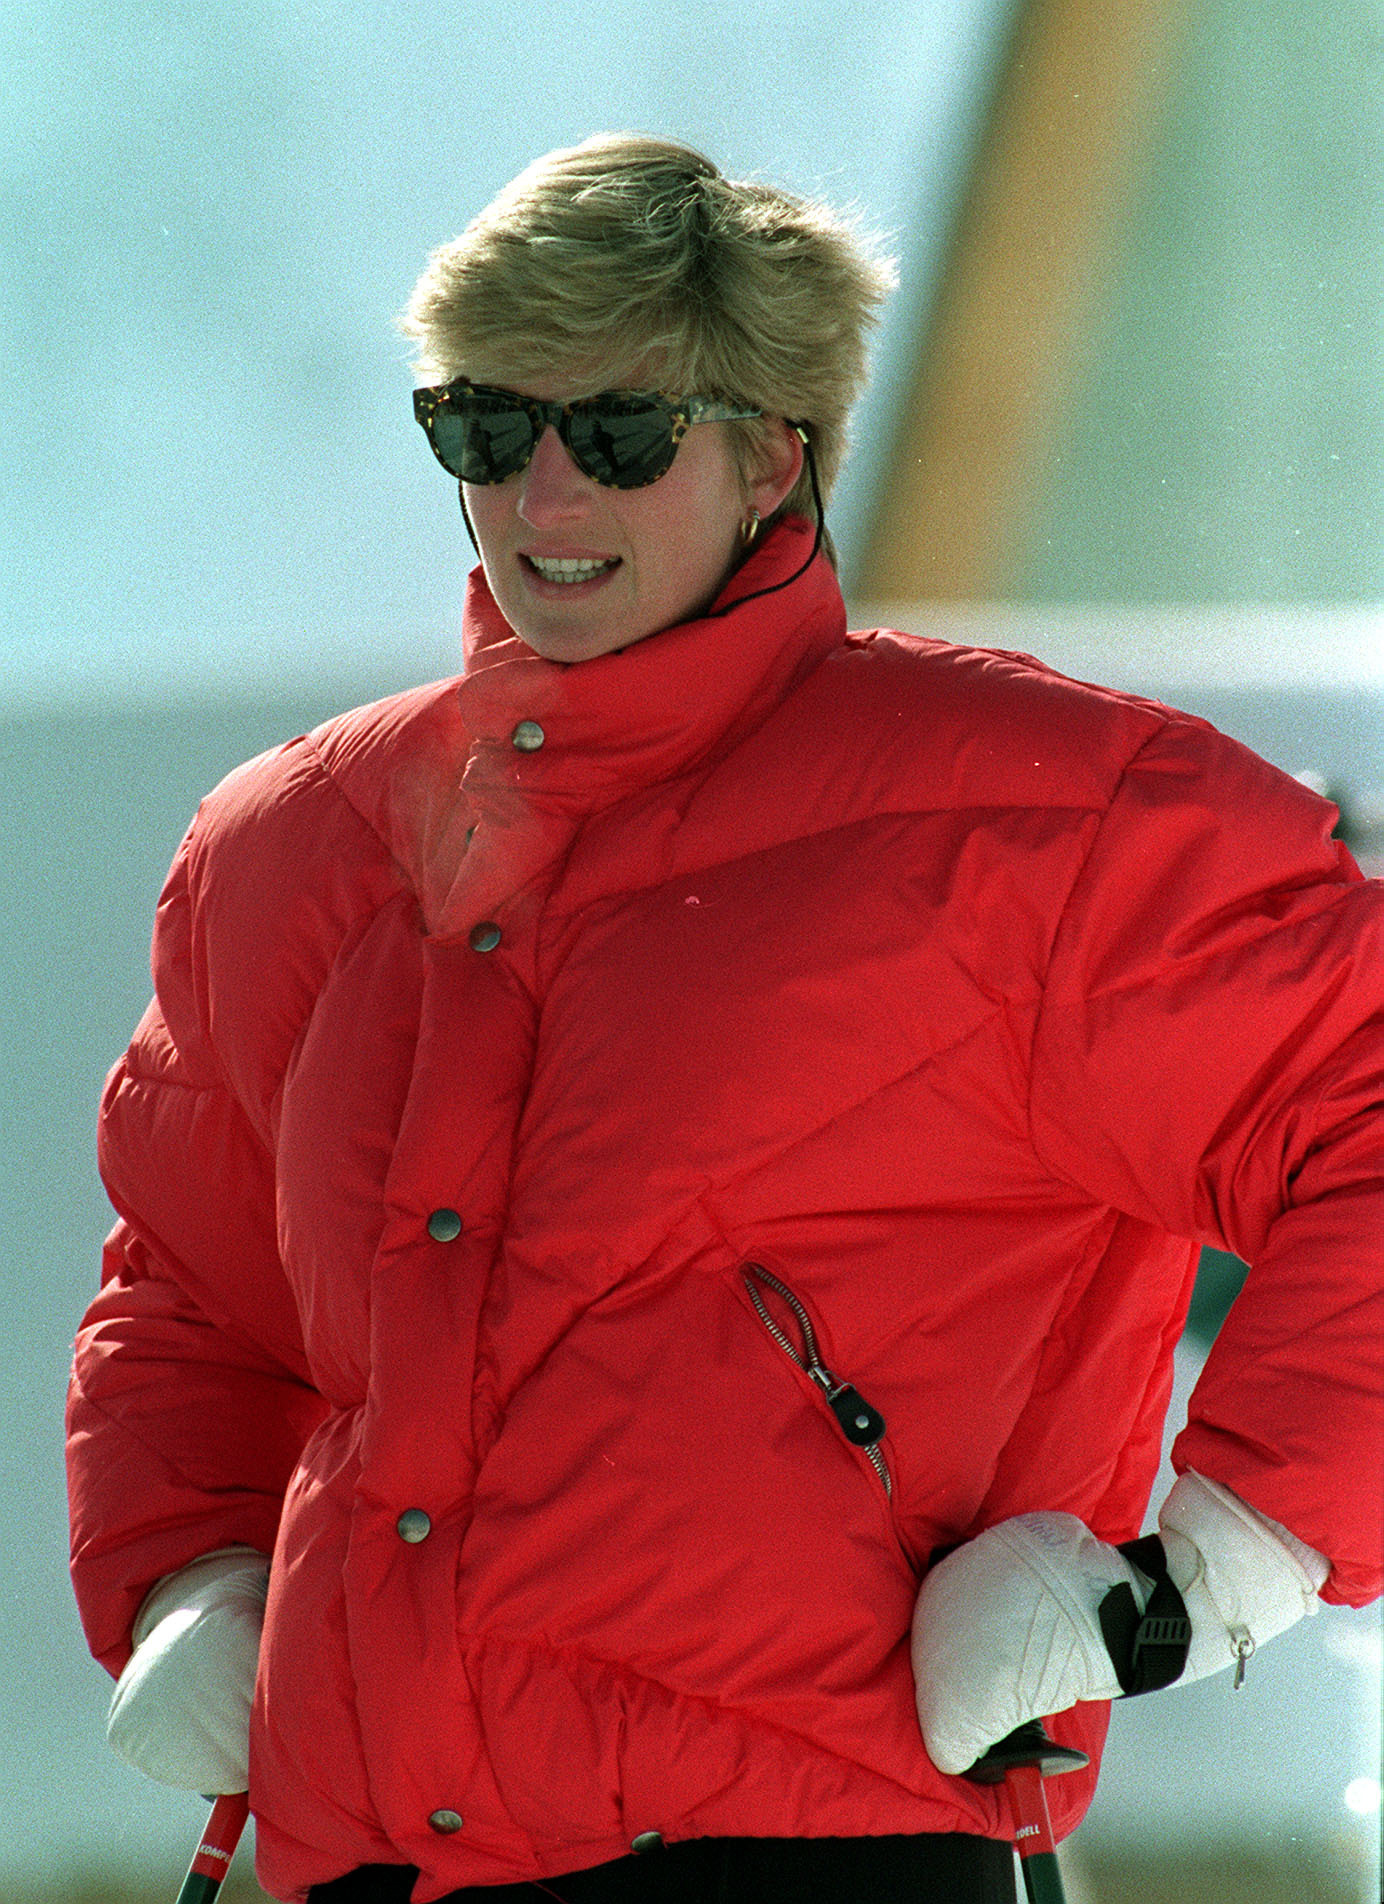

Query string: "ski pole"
[176, 1791, 250, 1904]
[967, 1720, 1088, 1904]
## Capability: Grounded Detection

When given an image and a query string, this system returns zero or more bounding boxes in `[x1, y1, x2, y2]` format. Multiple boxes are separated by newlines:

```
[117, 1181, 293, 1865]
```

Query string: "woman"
[68, 135, 1381, 1904]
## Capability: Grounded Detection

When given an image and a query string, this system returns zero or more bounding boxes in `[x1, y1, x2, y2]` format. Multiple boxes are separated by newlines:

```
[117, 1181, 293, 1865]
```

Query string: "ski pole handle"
[966, 1720, 1088, 1904]
[176, 1791, 249, 1904]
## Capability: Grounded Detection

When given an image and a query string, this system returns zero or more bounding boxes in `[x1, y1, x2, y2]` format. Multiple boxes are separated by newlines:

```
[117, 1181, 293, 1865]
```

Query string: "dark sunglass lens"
[567, 400, 676, 487]
[433, 400, 535, 483]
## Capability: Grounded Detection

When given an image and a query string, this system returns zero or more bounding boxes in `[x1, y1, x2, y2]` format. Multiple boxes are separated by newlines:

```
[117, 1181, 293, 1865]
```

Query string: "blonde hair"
[401, 133, 897, 563]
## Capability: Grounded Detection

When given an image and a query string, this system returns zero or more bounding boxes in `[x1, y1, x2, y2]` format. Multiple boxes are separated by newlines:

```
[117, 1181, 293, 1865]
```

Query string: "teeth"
[528, 555, 616, 583]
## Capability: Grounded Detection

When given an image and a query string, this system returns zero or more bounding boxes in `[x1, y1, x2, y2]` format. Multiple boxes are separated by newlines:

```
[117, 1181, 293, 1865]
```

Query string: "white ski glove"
[107, 1547, 269, 1794]
[912, 1471, 1328, 1776]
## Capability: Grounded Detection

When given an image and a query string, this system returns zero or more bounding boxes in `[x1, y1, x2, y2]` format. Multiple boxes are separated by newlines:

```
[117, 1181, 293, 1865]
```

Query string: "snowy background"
[2, 0, 1379, 1895]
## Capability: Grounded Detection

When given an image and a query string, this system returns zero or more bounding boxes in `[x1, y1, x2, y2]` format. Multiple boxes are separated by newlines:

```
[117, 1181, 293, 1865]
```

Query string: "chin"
[517, 619, 643, 664]
[504, 593, 671, 662]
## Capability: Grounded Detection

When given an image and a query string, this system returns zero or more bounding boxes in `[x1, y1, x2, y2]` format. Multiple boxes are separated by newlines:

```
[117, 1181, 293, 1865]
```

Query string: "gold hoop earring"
[739, 507, 761, 548]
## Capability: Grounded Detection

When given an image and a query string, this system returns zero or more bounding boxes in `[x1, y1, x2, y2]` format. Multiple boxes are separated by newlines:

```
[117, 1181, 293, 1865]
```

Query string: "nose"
[516, 424, 591, 525]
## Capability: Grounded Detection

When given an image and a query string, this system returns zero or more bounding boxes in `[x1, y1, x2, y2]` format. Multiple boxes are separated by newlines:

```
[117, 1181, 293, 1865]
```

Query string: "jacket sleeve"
[67, 816, 330, 1677]
[1028, 714, 1383, 1607]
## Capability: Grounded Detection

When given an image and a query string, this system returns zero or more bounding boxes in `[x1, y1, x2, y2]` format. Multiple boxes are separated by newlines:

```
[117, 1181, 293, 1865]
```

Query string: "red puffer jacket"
[68, 522, 1383, 1901]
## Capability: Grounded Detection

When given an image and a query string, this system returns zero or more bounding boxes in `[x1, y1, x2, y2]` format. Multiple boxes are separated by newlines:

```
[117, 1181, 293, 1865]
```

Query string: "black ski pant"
[307, 1832, 1017, 1902]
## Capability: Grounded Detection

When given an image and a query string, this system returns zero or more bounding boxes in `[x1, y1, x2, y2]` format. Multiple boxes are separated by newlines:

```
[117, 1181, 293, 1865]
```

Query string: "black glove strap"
[1097, 1533, 1193, 1696]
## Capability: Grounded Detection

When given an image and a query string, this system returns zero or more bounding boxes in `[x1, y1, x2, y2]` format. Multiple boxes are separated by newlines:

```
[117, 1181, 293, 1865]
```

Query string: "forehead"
[449, 344, 682, 403]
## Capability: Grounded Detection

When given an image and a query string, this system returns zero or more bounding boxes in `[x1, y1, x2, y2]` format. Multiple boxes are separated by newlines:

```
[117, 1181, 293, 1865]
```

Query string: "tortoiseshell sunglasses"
[413, 378, 762, 490]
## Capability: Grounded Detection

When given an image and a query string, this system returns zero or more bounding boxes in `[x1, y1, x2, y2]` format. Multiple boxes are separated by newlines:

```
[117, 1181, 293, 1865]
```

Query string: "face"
[461, 376, 797, 664]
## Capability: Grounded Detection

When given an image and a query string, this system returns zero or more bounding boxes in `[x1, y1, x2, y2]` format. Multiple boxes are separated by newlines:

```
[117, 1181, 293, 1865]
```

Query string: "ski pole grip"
[176, 1791, 249, 1904]
[965, 1719, 1090, 1783]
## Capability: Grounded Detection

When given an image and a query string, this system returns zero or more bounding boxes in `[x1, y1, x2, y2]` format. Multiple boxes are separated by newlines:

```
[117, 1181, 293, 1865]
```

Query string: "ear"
[747, 419, 806, 518]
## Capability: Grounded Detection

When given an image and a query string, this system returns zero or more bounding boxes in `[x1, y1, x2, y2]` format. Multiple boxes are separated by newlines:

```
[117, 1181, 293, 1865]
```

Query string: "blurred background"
[2, 0, 1380, 1898]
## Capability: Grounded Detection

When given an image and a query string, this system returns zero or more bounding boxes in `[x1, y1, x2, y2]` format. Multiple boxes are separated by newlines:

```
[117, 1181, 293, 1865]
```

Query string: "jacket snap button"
[428, 1809, 465, 1835]
[511, 720, 545, 751]
[427, 1208, 463, 1242]
[396, 1508, 432, 1543]
[468, 922, 502, 952]
[630, 1832, 664, 1855]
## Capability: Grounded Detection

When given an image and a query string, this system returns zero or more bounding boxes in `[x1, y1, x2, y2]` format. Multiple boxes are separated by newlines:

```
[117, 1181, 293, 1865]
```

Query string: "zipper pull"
[819, 1377, 887, 1447]
[1231, 1627, 1255, 1690]
[742, 1265, 889, 1461]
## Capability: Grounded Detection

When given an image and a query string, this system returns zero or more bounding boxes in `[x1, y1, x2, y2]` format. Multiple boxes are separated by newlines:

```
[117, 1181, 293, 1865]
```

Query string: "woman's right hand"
[106, 1548, 269, 1794]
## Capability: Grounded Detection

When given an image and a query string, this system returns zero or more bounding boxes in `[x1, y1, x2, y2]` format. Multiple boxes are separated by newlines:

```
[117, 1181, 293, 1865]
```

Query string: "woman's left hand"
[911, 1476, 1328, 1777]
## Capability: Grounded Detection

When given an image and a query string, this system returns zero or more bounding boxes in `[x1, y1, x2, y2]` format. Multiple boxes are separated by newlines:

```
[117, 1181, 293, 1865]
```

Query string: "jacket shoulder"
[192, 676, 466, 860]
[181, 676, 467, 915]
[826, 629, 1183, 807]
[144, 681, 464, 1120]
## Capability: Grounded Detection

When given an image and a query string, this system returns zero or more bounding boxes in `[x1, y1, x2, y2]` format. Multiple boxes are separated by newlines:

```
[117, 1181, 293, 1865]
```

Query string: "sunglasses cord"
[457, 482, 482, 558]
[705, 424, 825, 620]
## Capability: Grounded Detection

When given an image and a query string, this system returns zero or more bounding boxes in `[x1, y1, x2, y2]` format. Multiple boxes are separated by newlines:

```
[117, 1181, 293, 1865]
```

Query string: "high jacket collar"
[454, 517, 845, 804]
[333, 518, 847, 938]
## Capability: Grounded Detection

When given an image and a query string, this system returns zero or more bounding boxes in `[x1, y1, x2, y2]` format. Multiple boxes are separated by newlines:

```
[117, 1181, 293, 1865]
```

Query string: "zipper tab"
[1231, 1626, 1255, 1689]
[818, 1377, 887, 1447]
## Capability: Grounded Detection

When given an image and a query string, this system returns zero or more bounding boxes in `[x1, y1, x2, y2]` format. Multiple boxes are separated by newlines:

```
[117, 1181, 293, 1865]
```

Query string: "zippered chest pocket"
[742, 1262, 893, 1499]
